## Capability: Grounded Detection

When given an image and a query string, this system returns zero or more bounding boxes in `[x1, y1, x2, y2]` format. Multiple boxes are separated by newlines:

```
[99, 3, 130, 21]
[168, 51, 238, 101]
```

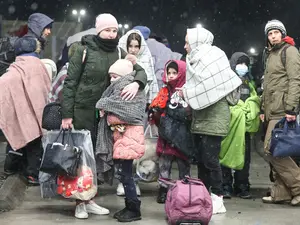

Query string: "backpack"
[262, 44, 293, 71]
[160, 177, 213, 225]
[0, 37, 16, 76]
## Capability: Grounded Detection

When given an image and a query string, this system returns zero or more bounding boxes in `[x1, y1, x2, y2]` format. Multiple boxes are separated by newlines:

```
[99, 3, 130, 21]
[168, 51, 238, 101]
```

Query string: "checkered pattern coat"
[183, 27, 242, 110]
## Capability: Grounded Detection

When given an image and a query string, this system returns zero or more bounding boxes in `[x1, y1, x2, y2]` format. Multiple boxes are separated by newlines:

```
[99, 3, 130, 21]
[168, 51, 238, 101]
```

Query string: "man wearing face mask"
[221, 52, 258, 199]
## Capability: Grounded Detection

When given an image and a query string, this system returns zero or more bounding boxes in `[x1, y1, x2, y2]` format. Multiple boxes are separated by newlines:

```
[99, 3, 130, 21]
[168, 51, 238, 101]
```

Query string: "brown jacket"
[262, 42, 300, 121]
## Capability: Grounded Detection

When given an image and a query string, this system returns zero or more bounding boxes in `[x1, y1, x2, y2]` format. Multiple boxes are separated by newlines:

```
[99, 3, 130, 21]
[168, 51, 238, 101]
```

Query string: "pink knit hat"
[95, 13, 118, 34]
[109, 59, 133, 77]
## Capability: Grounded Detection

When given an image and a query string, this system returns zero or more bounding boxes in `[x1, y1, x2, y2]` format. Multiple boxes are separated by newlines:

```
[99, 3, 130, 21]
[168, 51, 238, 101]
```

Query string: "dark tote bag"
[270, 118, 300, 157]
[40, 129, 82, 177]
[158, 106, 196, 161]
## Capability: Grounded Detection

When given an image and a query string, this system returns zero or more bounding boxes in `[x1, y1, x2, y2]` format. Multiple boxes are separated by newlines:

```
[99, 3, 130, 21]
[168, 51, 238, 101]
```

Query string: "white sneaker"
[117, 182, 125, 196]
[75, 203, 88, 219]
[211, 193, 226, 215]
[85, 201, 110, 215]
[135, 183, 141, 196]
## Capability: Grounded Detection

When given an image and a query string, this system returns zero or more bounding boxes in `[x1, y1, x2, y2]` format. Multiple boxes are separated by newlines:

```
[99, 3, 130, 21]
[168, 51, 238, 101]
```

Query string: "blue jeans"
[115, 159, 138, 200]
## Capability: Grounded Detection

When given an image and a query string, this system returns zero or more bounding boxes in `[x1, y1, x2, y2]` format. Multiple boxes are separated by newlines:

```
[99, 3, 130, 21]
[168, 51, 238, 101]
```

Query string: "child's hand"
[175, 87, 183, 98]
[100, 109, 105, 118]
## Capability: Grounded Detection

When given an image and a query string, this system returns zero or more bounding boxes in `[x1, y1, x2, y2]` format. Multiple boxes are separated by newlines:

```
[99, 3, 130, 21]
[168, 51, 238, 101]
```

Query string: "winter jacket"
[184, 28, 231, 137]
[191, 98, 230, 137]
[62, 35, 147, 137]
[25, 13, 53, 39]
[262, 40, 300, 121]
[107, 115, 145, 160]
[149, 60, 189, 160]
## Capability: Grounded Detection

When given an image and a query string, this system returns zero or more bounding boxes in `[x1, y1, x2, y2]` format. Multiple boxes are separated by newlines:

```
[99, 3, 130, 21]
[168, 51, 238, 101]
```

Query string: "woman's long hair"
[126, 33, 142, 51]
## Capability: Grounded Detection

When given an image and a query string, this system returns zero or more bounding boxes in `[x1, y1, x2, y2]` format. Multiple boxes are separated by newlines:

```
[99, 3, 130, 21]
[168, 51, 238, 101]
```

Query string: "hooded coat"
[119, 29, 159, 103]
[25, 13, 53, 41]
[150, 60, 189, 160]
[229, 52, 252, 102]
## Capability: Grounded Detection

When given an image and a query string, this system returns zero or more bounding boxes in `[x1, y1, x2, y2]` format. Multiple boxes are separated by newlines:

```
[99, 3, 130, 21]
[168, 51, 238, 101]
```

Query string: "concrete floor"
[0, 142, 300, 224]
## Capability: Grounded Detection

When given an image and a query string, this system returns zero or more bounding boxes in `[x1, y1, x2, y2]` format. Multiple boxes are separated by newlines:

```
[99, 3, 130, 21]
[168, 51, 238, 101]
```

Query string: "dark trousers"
[221, 133, 251, 187]
[4, 137, 42, 178]
[194, 134, 223, 195]
[115, 159, 138, 200]
[158, 154, 190, 188]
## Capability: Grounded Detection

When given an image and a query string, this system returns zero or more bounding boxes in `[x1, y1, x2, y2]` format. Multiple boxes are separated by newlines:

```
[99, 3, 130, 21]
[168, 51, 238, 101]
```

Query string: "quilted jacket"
[107, 114, 145, 160]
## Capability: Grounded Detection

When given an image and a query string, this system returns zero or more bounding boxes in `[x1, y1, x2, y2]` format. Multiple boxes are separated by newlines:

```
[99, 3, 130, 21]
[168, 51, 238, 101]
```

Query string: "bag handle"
[158, 178, 176, 186]
[283, 118, 300, 134]
[53, 129, 64, 143]
[159, 176, 204, 186]
[53, 129, 75, 147]
[182, 176, 205, 186]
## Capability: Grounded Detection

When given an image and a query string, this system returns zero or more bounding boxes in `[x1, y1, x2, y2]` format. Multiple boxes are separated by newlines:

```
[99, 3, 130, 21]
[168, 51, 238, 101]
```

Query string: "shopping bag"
[40, 129, 97, 200]
[40, 129, 82, 177]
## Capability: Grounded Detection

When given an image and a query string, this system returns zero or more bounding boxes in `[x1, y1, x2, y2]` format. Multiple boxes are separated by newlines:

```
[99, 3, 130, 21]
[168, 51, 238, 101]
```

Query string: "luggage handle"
[182, 176, 205, 186]
[159, 176, 204, 186]
[282, 118, 300, 134]
[159, 178, 176, 186]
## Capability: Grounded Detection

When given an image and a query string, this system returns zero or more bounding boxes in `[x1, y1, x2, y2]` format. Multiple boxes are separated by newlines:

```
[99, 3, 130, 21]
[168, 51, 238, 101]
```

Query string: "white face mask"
[235, 64, 249, 77]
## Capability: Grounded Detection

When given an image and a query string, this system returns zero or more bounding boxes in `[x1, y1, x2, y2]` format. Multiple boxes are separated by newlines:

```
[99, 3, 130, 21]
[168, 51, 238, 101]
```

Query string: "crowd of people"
[0, 11, 300, 223]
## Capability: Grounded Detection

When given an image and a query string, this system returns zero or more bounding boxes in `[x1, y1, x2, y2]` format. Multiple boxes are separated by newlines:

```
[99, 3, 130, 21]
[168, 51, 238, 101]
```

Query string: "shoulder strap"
[281, 45, 291, 68]
[262, 48, 268, 72]
[82, 48, 87, 63]
[117, 47, 121, 59]
[80, 46, 88, 76]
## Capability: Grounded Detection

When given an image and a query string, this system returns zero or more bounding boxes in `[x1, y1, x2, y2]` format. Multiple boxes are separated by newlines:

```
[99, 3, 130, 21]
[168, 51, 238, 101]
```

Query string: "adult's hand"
[286, 114, 297, 122]
[121, 82, 139, 101]
[62, 118, 73, 129]
[259, 114, 265, 122]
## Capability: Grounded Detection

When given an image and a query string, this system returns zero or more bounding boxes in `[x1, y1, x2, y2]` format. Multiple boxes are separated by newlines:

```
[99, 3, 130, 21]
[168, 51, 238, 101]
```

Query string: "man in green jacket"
[261, 19, 300, 205]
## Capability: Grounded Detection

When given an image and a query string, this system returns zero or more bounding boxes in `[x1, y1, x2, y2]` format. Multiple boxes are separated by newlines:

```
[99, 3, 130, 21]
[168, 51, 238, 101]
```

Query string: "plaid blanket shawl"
[95, 72, 146, 181]
[183, 44, 242, 110]
[48, 63, 68, 103]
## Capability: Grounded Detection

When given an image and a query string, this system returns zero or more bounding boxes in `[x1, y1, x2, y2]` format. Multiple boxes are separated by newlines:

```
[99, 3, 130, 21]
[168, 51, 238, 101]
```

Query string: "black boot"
[234, 183, 252, 199]
[156, 186, 168, 204]
[117, 198, 141, 222]
[223, 185, 233, 199]
[113, 207, 128, 219]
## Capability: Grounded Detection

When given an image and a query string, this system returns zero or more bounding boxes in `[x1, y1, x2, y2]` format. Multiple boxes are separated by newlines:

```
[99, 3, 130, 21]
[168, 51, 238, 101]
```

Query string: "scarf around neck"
[95, 36, 119, 52]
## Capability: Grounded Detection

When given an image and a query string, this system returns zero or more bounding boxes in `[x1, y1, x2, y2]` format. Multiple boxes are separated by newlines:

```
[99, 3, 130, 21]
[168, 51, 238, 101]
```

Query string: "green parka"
[262, 42, 300, 121]
[62, 35, 147, 137]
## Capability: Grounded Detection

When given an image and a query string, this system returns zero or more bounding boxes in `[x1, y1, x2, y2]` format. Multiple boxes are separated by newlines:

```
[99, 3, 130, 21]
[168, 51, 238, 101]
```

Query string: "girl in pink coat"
[96, 59, 146, 222]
